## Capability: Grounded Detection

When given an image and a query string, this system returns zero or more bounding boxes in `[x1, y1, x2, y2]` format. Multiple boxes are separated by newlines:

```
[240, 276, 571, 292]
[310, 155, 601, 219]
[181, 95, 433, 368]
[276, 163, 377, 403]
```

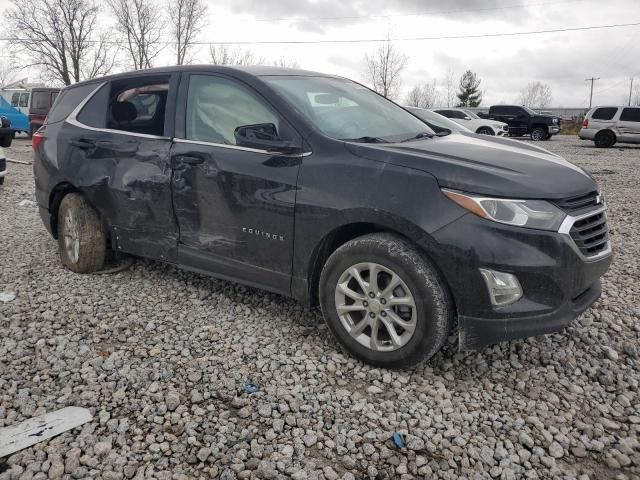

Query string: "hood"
[345, 132, 596, 199]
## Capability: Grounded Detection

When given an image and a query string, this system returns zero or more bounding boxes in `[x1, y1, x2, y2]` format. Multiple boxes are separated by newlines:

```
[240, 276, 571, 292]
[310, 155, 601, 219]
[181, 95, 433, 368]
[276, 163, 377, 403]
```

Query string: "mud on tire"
[57, 193, 106, 273]
[319, 233, 454, 369]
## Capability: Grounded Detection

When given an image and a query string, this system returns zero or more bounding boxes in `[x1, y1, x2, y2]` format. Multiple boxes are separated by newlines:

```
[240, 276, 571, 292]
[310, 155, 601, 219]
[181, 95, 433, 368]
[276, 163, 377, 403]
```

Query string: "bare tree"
[6, 0, 118, 85]
[363, 40, 408, 100]
[405, 80, 440, 108]
[272, 57, 300, 68]
[209, 45, 264, 65]
[0, 59, 18, 88]
[443, 68, 456, 107]
[519, 81, 553, 109]
[169, 0, 207, 65]
[109, 0, 164, 70]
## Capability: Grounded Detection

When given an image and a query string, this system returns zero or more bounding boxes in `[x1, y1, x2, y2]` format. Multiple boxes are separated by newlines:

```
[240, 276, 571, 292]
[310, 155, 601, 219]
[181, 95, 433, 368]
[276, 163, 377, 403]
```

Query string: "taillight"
[582, 118, 589, 128]
[32, 129, 45, 151]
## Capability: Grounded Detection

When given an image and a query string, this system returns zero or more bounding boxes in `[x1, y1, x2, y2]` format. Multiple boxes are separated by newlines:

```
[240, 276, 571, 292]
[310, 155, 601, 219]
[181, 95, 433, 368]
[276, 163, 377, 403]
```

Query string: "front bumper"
[548, 125, 560, 135]
[428, 212, 612, 350]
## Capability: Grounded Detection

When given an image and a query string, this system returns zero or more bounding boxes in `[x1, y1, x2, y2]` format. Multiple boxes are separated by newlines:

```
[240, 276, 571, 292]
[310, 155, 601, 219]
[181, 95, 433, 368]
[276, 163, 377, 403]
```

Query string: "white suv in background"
[433, 108, 509, 136]
[579, 106, 640, 148]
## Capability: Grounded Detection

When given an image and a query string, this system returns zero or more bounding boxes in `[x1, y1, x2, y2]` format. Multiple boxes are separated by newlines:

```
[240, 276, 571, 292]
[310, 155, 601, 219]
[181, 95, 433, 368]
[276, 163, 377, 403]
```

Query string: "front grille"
[570, 211, 609, 257]
[555, 191, 600, 213]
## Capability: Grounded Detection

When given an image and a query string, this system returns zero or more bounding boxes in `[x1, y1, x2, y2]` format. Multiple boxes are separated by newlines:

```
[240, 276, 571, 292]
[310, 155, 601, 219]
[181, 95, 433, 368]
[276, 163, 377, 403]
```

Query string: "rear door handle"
[69, 139, 95, 149]
[179, 155, 205, 165]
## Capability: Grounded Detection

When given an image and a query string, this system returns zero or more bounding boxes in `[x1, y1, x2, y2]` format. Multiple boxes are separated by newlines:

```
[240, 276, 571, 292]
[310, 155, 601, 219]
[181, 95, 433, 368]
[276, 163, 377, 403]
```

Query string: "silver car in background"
[432, 108, 509, 136]
[579, 106, 640, 148]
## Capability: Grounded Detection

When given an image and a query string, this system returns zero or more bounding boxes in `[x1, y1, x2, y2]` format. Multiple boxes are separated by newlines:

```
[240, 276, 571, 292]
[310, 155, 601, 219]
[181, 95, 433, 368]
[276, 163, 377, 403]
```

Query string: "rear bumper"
[579, 128, 596, 140]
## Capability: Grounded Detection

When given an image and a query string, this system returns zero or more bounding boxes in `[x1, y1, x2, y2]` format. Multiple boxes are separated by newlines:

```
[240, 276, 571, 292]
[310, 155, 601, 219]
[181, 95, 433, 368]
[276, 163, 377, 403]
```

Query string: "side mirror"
[234, 123, 300, 154]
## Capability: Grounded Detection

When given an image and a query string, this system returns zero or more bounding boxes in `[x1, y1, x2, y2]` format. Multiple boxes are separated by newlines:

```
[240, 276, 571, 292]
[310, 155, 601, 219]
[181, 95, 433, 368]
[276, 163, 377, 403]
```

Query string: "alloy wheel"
[334, 262, 417, 352]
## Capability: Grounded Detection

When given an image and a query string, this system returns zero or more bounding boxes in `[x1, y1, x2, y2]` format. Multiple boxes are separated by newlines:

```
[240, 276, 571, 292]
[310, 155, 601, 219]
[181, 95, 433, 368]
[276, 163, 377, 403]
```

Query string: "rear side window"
[46, 83, 99, 125]
[19, 93, 29, 107]
[106, 78, 170, 136]
[591, 107, 618, 121]
[434, 109, 453, 118]
[77, 84, 109, 128]
[620, 108, 640, 122]
[31, 92, 51, 110]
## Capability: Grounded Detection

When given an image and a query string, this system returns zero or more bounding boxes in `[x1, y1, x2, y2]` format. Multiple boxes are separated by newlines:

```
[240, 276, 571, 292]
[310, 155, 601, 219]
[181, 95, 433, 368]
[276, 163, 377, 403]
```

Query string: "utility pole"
[585, 77, 600, 109]
[629, 77, 635, 106]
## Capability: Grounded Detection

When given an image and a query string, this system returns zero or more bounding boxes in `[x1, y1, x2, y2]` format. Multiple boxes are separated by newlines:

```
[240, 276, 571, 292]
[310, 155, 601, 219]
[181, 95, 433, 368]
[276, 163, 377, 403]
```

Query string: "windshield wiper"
[342, 136, 387, 143]
[400, 132, 434, 143]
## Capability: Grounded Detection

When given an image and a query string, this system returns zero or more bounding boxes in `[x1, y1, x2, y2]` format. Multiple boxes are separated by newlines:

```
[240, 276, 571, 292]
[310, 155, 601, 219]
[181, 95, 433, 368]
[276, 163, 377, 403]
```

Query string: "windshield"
[407, 108, 471, 133]
[462, 109, 480, 119]
[263, 76, 435, 142]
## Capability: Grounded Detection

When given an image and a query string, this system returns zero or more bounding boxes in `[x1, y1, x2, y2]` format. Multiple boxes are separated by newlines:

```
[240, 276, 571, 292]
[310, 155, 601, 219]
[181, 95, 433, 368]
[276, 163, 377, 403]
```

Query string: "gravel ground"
[1, 136, 638, 480]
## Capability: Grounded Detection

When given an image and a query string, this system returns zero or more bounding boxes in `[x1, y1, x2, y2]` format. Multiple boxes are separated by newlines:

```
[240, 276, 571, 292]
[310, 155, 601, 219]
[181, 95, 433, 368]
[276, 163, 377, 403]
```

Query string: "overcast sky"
[1, 0, 639, 107]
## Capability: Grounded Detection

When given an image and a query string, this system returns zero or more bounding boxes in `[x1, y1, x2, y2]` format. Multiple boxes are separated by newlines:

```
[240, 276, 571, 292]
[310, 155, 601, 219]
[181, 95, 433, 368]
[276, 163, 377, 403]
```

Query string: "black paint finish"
[33, 65, 612, 350]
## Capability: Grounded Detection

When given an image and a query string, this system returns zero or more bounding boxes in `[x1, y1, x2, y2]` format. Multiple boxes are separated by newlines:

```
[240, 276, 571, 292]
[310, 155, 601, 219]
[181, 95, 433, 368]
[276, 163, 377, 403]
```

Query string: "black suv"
[484, 105, 561, 140]
[33, 66, 611, 368]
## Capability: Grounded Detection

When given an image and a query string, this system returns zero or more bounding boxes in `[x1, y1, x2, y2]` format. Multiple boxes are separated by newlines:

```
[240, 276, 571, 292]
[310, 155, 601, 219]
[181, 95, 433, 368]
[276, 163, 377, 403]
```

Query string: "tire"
[476, 127, 494, 135]
[57, 193, 106, 273]
[530, 127, 547, 141]
[0, 177, 4, 185]
[319, 233, 453, 368]
[594, 130, 616, 148]
[0, 135, 11, 148]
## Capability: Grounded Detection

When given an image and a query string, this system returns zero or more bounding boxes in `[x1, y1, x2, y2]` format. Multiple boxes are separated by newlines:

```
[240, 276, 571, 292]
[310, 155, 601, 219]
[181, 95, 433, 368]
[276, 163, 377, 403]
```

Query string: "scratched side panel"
[56, 123, 177, 262]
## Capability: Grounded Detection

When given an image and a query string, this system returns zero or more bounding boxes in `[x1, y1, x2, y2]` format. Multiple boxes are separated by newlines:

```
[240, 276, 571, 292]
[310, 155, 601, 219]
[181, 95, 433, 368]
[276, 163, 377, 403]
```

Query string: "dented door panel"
[57, 123, 177, 261]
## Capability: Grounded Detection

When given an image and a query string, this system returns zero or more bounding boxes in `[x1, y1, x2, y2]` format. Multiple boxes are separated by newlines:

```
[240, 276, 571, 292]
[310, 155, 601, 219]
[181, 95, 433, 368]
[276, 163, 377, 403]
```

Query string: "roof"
[69, 65, 336, 89]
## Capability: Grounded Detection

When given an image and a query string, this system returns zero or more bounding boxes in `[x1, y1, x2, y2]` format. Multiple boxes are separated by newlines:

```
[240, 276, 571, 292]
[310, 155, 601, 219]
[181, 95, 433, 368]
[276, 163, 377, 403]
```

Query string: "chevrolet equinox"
[33, 66, 612, 368]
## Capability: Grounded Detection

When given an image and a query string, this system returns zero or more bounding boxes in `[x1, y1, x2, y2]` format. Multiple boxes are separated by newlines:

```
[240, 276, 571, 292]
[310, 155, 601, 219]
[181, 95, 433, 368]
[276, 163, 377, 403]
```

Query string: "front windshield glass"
[463, 109, 480, 119]
[263, 76, 435, 142]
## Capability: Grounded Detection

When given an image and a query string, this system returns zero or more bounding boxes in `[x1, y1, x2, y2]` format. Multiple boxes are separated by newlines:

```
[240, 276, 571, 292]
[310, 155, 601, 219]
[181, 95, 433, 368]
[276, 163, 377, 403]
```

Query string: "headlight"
[442, 189, 566, 231]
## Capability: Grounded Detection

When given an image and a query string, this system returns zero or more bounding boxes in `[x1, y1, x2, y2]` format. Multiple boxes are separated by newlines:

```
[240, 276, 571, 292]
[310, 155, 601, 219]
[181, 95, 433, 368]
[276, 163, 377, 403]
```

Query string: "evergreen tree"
[456, 70, 483, 107]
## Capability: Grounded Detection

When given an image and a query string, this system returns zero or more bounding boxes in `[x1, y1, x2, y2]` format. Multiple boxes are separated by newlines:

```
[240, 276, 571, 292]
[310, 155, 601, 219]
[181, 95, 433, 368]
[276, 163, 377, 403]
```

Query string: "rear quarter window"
[45, 83, 99, 125]
[591, 107, 618, 121]
[620, 108, 640, 122]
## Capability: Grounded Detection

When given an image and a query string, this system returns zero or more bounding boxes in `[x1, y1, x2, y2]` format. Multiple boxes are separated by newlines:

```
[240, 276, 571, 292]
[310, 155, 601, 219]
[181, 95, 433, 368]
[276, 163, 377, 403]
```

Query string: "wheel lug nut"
[369, 312, 375, 318]
[363, 301, 368, 307]
[369, 292, 375, 298]
[381, 311, 387, 317]
[380, 298, 386, 305]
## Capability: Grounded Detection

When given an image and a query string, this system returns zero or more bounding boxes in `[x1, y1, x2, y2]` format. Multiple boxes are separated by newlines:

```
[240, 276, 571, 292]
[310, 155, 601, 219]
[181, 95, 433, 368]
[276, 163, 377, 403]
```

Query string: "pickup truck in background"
[481, 105, 561, 140]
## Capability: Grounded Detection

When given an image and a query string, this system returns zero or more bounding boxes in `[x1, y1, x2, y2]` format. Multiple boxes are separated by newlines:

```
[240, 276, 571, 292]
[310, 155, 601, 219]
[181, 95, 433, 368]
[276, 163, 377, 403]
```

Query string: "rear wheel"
[0, 134, 11, 148]
[594, 130, 616, 148]
[57, 193, 106, 273]
[530, 127, 547, 141]
[319, 233, 453, 368]
[476, 127, 494, 135]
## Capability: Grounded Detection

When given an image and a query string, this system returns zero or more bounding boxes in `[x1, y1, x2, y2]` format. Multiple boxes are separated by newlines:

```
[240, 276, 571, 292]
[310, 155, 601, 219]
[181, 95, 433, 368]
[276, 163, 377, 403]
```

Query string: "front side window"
[186, 75, 281, 145]
[434, 109, 453, 118]
[592, 107, 618, 120]
[264, 76, 434, 142]
[620, 108, 640, 122]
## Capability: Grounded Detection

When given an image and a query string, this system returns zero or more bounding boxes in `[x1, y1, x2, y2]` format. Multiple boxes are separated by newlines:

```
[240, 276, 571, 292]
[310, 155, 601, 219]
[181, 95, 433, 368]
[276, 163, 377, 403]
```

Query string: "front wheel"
[57, 193, 106, 273]
[530, 127, 547, 141]
[476, 127, 494, 135]
[319, 233, 453, 368]
[0, 134, 11, 148]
